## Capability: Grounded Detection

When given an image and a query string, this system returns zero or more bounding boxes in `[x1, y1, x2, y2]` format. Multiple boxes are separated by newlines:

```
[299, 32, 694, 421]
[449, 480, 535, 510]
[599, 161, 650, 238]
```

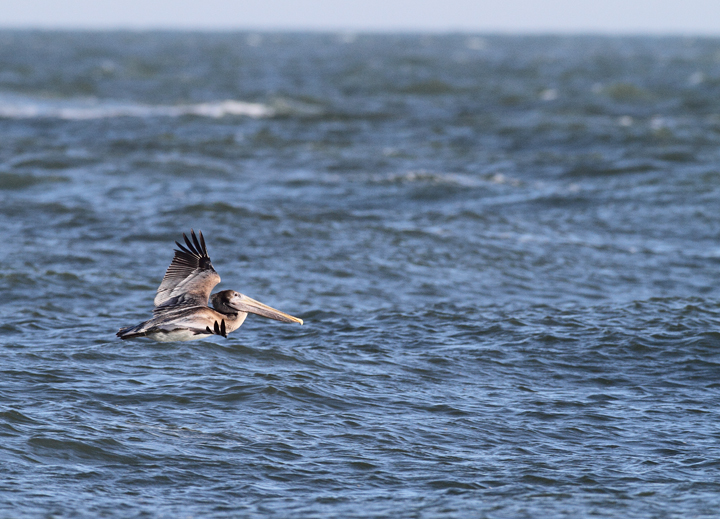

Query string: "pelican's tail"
[116, 322, 149, 340]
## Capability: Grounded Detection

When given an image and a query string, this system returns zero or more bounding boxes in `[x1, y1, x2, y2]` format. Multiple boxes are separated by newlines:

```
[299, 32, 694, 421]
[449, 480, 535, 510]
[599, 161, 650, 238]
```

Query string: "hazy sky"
[1, 0, 719, 34]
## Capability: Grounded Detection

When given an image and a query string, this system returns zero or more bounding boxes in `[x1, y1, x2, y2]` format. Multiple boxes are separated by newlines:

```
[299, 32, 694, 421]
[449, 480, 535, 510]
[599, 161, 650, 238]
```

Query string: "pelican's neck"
[213, 310, 247, 333]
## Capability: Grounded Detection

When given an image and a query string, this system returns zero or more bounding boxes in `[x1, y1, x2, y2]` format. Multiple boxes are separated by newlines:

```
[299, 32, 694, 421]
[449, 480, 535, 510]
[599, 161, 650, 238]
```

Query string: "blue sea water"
[1, 31, 720, 518]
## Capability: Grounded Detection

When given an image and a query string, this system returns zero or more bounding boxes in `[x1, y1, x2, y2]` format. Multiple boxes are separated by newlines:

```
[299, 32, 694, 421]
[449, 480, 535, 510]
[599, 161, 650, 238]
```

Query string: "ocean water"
[1, 31, 720, 518]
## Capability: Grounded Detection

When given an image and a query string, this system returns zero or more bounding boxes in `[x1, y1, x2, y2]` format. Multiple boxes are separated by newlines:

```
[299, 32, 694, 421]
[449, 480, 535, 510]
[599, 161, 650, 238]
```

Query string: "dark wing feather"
[153, 230, 221, 312]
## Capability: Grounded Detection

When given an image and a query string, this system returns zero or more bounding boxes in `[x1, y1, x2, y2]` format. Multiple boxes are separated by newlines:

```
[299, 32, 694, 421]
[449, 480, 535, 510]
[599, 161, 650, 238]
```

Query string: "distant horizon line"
[0, 25, 718, 37]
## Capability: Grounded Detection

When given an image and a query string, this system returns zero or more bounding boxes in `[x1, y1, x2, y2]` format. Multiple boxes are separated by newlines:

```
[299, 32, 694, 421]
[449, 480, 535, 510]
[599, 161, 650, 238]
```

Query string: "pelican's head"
[211, 290, 303, 324]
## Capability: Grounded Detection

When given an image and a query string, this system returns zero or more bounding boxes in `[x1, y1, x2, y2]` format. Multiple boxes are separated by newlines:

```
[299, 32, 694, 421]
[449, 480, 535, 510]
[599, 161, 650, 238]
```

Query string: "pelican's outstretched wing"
[153, 230, 221, 313]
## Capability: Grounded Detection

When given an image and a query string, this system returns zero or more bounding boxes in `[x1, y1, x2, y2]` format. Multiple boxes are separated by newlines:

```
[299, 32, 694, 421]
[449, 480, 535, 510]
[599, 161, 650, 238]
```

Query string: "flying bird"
[117, 230, 303, 341]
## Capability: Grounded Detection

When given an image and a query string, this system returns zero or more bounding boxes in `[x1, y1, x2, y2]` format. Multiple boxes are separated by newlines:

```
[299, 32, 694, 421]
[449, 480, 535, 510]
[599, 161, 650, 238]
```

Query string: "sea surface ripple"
[1, 32, 720, 518]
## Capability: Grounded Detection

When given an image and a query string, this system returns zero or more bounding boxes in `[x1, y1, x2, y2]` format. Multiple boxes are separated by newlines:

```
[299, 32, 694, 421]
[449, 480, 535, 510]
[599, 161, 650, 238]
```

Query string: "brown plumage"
[117, 230, 303, 342]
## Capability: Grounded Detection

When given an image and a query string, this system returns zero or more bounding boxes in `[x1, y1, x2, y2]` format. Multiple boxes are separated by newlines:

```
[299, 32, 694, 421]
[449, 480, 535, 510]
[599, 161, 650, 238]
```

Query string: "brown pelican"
[117, 230, 303, 341]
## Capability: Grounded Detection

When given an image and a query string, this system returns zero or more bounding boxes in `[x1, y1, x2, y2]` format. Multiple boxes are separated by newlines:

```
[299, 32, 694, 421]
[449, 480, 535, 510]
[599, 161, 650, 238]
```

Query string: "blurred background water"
[1, 31, 720, 518]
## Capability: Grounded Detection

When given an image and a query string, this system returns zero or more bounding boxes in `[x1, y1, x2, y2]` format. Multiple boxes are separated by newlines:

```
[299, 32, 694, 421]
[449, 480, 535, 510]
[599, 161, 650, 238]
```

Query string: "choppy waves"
[2, 32, 720, 518]
[3, 297, 720, 517]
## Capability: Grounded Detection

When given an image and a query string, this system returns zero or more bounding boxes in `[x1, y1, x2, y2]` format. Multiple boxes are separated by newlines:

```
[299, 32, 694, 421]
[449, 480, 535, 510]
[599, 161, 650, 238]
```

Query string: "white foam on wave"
[0, 95, 274, 120]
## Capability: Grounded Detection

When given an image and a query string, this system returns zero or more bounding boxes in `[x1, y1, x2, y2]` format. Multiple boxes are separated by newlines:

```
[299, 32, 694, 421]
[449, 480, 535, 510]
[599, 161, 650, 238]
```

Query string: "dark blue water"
[1, 32, 720, 518]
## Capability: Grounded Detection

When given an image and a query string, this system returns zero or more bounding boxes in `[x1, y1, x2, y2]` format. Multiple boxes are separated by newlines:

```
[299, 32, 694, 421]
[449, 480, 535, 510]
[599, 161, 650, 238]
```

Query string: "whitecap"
[0, 94, 274, 120]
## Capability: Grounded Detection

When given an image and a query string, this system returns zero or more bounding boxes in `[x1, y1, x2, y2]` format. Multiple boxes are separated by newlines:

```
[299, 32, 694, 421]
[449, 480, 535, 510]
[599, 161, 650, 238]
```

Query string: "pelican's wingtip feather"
[190, 230, 203, 257]
[183, 233, 199, 256]
[199, 230, 208, 256]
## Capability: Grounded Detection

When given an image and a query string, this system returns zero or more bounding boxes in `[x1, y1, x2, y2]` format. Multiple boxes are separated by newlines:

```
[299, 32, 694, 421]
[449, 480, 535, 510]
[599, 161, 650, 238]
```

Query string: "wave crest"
[0, 95, 273, 120]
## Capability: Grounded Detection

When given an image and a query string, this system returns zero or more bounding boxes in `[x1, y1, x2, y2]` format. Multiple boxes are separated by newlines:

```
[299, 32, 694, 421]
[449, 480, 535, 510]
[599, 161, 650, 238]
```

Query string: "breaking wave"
[0, 95, 273, 120]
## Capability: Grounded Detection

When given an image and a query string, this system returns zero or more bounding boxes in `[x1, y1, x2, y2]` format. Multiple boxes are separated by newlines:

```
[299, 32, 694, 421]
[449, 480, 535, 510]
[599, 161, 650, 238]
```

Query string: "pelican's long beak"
[230, 294, 303, 325]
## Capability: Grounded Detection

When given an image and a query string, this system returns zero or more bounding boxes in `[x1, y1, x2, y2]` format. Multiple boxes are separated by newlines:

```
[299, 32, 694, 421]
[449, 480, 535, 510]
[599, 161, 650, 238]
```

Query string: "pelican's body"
[117, 230, 302, 341]
[117, 302, 247, 342]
